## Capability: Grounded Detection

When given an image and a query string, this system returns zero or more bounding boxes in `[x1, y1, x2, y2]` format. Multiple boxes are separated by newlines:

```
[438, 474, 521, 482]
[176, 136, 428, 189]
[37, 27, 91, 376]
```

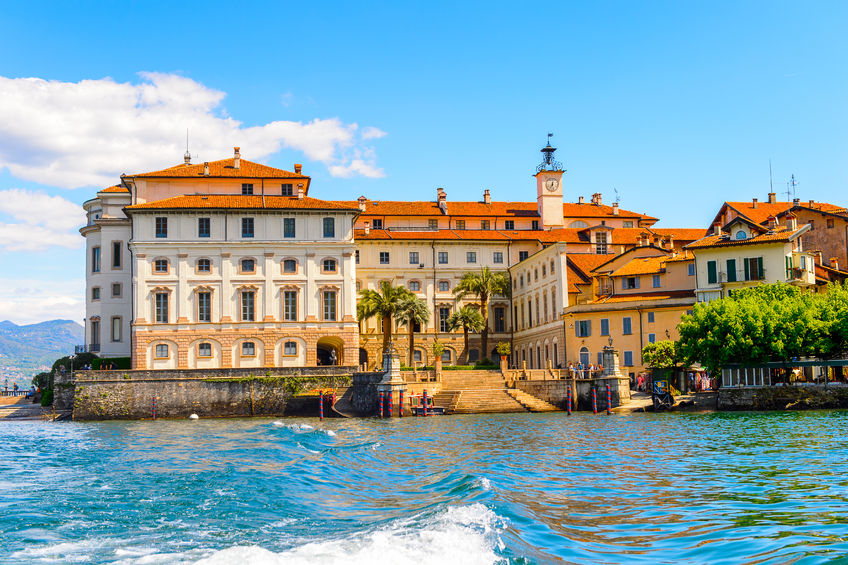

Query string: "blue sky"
[0, 1, 846, 324]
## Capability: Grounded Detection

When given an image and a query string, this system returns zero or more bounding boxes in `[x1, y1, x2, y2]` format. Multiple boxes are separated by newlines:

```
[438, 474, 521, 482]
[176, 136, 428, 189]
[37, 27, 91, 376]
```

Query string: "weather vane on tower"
[537, 132, 564, 173]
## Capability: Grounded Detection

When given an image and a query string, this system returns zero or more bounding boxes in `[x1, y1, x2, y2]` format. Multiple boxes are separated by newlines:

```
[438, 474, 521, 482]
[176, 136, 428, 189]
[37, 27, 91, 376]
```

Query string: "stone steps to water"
[506, 389, 560, 412]
[451, 388, 527, 414]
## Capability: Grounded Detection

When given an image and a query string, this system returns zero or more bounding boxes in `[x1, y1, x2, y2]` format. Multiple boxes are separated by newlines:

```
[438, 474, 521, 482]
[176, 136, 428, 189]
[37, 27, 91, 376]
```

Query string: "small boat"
[412, 406, 445, 416]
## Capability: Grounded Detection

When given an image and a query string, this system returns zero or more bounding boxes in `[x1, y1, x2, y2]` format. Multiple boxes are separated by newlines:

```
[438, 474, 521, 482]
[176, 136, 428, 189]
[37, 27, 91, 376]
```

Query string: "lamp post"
[70, 354, 76, 374]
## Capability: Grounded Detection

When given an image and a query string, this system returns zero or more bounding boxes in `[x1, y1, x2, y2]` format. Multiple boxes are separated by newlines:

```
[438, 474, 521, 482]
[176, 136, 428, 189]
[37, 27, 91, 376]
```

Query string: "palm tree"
[358, 281, 414, 354]
[447, 306, 485, 364]
[453, 267, 511, 362]
[394, 295, 431, 366]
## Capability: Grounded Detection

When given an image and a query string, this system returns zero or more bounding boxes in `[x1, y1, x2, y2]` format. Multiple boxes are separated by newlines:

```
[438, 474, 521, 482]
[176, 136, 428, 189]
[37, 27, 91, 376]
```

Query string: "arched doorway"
[317, 337, 344, 366]
[359, 348, 368, 368]
[579, 346, 590, 367]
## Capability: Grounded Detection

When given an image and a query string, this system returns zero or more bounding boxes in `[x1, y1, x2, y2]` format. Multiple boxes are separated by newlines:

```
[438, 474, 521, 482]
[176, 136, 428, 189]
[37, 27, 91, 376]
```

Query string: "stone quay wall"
[718, 385, 848, 411]
[56, 366, 355, 420]
[514, 376, 630, 410]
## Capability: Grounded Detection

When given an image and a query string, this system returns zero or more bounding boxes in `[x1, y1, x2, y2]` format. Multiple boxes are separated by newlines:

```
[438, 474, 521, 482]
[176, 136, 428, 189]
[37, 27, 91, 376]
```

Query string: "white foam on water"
[296, 442, 320, 454]
[273, 422, 315, 432]
[195, 503, 504, 565]
[477, 477, 492, 491]
[321, 429, 337, 436]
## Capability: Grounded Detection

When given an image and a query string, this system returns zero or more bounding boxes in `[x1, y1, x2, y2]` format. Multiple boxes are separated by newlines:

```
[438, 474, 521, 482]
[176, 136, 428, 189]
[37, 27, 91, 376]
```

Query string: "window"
[112, 241, 122, 269]
[468, 349, 480, 362]
[198, 217, 211, 238]
[91, 320, 100, 349]
[242, 341, 255, 356]
[494, 307, 505, 332]
[441, 349, 452, 363]
[648, 333, 656, 344]
[707, 261, 718, 284]
[828, 218, 835, 229]
[111, 283, 121, 298]
[595, 232, 608, 254]
[242, 183, 254, 195]
[413, 349, 423, 363]
[198, 291, 211, 322]
[528, 299, 533, 326]
[467, 252, 477, 263]
[810, 220, 815, 231]
[623, 221, 634, 228]
[409, 280, 420, 292]
[241, 217, 254, 238]
[438, 252, 448, 264]
[438, 280, 450, 292]
[455, 220, 466, 230]
[111, 317, 121, 342]
[283, 218, 295, 238]
[241, 291, 255, 321]
[91, 287, 100, 301]
[283, 290, 297, 321]
[155, 217, 167, 238]
[735, 230, 747, 240]
[623, 351, 633, 366]
[600, 318, 609, 336]
[155, 344, 168, 358]
[744, 257, 764, 281]
[154, 259, 168, 273]
[576, 320, 591, 337]
[504, 220, 514, 230]
[652, 274, 661, 288]
[688, 263, 696, 276]
[155, 292, 169, 323]
[284, 341, 298, 355]
[493, 252, 503, 264]
[371, 218, 383, 229]
[379, 252, 390, 264]
[531, 220, 539, 230]
[92, 246, 101, 273]
[623, 317, 632, 335]
[519, 251, 529, 261]
[726, 259, 737, 282]
[535, 269, 539, 281]
[428, 219, 438, 230]
[551, 260, 555, 275]
[322, 259, 337, 272]
[481, 220, 490, 230]
[197, 258, 211, 273]
[323, 217, 335, 238]
[542, 264, 547, 277]
[439, 307, 450, 332]
[355, 250, 359, 264]
[198, 342, 212, 357]
[323, 290, 337, 321]
[409, 251, 419, 265]
[241, 258, 255, 273]
[622, 276, 639, 289]
[283, 259, 297, 273]
[281, 183, 293, 196]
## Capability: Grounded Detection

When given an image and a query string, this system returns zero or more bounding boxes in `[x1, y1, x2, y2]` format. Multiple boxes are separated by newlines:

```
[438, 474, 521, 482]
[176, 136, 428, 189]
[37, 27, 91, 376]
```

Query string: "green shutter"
[744, 258, 750, 281]
[707, 261, 717, 284]
[726, 259, 736, 282]
[757, 257, 764, 280]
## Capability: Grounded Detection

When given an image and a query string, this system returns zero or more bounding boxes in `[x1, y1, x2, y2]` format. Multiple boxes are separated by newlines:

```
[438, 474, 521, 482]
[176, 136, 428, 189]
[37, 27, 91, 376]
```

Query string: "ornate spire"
[536, 132, 563, 173]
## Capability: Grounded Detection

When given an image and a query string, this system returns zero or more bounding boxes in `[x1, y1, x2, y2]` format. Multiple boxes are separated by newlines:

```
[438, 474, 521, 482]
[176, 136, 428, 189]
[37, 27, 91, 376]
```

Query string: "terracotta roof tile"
[685, 225, 806, 249]
[354, 229, 513, 241]
[125, 194, 358, 211]
[611, 256, 668, 277]
[128, 158, 308, 180]
[342, 199, 655, 220]
[567, 253, 617, 276]
[725, 201, 846, 225]
[99, 185, 129, 193]
[589, 290, 695, 304]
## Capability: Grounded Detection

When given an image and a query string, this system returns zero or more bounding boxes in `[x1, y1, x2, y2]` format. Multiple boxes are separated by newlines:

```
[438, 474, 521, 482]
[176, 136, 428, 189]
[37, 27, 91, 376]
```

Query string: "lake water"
[2, 411, 848, 564]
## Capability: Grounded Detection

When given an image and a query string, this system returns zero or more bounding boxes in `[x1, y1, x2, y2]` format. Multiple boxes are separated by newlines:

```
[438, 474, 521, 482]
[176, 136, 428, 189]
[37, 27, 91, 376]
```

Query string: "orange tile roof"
[565, 263, 588, 294]
[647, 228, 710, 242]
[567, 253, 617, 275]
[128, 158, 308, 180]
[685, 225, 806, 249]
[99, 185, 129, 193]
[125, 194, 358, 211]
[611, 256, 667, 277]
[589, 290, 695, 304]
[342, 199, 655, 220]
[354, 229, 514, 241]
[723, 201, 846, 225]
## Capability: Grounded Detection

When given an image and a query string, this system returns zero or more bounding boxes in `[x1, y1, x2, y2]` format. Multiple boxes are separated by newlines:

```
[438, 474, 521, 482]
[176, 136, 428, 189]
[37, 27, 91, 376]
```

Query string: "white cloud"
[0, 72, 386, 188]
[0, 278, 84, 325]
[0, 189, 84, 251]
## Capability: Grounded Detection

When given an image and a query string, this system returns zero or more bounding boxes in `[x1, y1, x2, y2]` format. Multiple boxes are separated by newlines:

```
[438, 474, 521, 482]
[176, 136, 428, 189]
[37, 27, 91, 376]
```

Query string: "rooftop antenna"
[613, 187, 620, 205]
[184, 129, 192, 164]
[785, 174, 798, 202]
[769, 158, 773, 193]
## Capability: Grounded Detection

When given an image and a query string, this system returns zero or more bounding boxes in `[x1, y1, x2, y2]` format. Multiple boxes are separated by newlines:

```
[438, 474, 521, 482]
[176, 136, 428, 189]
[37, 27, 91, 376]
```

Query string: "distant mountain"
[0, 319, 84, 377]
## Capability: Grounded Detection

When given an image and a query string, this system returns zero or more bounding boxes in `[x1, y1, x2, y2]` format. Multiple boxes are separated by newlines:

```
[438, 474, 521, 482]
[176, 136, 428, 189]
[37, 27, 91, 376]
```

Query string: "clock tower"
[535, 134, 565, 229]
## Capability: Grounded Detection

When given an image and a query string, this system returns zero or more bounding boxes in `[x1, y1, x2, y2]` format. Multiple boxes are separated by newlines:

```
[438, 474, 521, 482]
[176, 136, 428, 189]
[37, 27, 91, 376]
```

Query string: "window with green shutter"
[707, 261, 717, 284]
[726, 259, 736, 282]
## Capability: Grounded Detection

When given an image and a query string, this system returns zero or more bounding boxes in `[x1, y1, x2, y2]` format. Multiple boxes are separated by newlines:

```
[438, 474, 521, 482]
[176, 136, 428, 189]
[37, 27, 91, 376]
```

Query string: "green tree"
[447, 306, 485, 364]
[642, 340, 678, 369]
[358, 281, 414, 354]
[453, 267, 510, 362]
[395, 294, 431, 366]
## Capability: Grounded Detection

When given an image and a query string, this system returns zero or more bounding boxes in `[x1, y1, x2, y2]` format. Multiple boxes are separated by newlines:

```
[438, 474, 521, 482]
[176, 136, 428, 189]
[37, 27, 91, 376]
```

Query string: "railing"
[718, 268, 767, 283]
[1, 390, 32, 397]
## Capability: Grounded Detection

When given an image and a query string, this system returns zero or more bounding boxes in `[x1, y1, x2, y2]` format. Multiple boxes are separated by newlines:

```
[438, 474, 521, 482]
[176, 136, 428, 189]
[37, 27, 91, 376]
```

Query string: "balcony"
[75, 343, 100, 354]
[718, 268, 766, 284]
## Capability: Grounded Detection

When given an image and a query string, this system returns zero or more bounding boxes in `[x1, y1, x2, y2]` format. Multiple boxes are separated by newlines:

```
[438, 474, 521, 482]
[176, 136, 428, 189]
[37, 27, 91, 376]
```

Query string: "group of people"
[567, 362, 603, 379]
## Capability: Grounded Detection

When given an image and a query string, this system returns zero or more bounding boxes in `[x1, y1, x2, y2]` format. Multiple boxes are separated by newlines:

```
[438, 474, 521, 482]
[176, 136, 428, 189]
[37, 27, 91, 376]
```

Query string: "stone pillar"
[377, 340, 407, 415]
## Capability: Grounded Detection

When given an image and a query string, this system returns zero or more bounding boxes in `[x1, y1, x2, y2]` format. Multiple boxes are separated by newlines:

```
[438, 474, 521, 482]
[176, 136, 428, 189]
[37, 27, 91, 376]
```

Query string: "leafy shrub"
[41, 388, 53, 407]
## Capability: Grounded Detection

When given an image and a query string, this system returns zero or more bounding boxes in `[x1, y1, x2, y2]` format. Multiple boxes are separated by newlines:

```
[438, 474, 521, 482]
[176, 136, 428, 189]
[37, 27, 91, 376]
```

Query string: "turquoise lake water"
[2, 411, 848, 564]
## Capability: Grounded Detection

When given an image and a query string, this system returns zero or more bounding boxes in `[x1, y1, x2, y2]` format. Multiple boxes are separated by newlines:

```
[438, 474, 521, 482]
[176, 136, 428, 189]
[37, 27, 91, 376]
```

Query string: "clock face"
[545, 177, 559, 192]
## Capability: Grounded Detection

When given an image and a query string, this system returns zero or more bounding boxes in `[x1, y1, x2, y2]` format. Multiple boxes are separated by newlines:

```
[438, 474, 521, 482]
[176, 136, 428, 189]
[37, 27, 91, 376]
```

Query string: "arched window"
[579, 346, 590, 366]
[735, 230, 747, 240]
[569, 221, 589, 229]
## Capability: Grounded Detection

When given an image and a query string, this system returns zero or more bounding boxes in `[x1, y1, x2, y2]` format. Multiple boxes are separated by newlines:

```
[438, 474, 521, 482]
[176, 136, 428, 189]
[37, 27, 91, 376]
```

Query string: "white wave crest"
[476, 477, 492, 491]
[273, 422, 314, 431]
[195, 504, 504, 565]
[322, 430, 337, 437]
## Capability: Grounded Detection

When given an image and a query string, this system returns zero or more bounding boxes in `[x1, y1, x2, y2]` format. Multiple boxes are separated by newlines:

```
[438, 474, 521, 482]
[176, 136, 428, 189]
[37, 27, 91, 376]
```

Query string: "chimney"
[294, 163, 302, 175]
[437, 187, 448, 215]
[831, 257, 839, 270]
[713, 222, 721, 236]
[785, 212, 797, 230]
[297, 183, 304, 200]
[809, 199, 815, 208]
[591, 192, 602, 206]
[752, 197, 758, 209]
[364, 221, 370, 235]
[184, 150, 191, 165]
[203, 162, 210, 176]
[667, 235, 674, 250]
[233, 147, 240, 169]
[768, 192, 777, 204]
[815, 250, 823, 265]
[612, 202, 619, 215]
[578, 196, 584, 204]
[483, 189, 491, 205]
[767, 215, 777, 230]
[357, 195, 367, 211]
[638, 232, 648, 246]
[793, 198, 800, 206]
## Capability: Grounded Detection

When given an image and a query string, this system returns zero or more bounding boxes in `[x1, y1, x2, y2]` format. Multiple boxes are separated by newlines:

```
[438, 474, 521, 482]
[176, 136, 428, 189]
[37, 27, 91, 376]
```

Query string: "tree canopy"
[677, 282, 848, 374]
[453, 267, 510, 362]
[358, 281, 414, 353]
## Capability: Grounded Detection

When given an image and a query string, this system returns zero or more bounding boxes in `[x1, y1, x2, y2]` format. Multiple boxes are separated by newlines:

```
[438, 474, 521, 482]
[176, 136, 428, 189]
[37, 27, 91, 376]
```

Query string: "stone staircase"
[437, 370, 551, 414]
[506, 389, 559, 412]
